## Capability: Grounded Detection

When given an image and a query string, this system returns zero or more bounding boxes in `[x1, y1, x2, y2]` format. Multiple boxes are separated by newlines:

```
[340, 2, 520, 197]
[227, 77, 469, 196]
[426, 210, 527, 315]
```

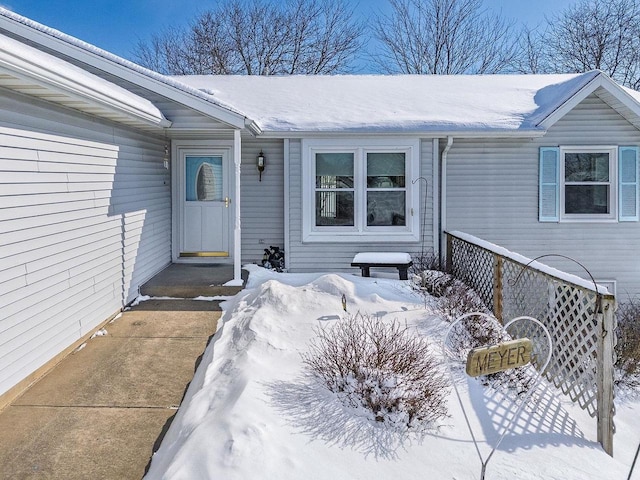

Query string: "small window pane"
[186, 156, 223, 201]
[367, 153, 405, 188]
[367, 191, 406, 226]
[316, 191, 354, 226]
[316, 153, 354, 188]
[565, 185, 610, 214]
[565, 153, 609, 182]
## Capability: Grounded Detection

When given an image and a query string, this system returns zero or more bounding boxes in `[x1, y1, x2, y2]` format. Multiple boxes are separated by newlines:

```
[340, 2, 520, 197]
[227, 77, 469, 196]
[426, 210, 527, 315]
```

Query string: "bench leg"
[360, 266, 370, 277]
[398, 267, 409, 280]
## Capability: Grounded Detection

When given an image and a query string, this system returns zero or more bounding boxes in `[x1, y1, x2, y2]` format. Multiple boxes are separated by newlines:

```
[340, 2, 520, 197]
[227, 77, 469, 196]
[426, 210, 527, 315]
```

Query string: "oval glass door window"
[186, 156, 223, 201]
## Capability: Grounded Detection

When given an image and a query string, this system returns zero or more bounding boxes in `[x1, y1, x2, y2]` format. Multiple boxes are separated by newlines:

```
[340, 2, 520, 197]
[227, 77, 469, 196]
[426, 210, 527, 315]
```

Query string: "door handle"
[224, 197, 231, 208]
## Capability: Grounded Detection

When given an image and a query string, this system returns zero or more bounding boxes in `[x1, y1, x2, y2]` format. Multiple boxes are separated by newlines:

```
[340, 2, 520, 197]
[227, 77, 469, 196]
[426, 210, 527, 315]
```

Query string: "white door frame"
[172, 140, 235, 264]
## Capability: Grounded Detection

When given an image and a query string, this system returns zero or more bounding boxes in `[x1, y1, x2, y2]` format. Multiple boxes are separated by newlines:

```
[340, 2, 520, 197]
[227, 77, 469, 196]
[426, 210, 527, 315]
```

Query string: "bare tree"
[133, 0, 364, 75]
[372, 0, 520, 74]
[512, 26, 549, 74]
[542, 0, 640, 88]
[544, 0, 640, 88]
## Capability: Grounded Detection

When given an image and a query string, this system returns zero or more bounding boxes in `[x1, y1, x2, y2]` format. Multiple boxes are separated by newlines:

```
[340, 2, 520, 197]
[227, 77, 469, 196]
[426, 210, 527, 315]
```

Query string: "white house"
[1, 8, 639, 402]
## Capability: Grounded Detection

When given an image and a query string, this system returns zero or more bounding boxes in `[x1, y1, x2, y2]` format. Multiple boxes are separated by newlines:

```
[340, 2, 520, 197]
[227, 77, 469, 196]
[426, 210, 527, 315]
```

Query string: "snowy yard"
[145, 265, 639, 480]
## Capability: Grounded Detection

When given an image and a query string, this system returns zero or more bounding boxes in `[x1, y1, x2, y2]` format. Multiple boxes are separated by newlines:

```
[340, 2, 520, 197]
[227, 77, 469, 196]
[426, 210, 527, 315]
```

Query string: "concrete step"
[141, 284, 243, 297]
[140, 263, 246, 298]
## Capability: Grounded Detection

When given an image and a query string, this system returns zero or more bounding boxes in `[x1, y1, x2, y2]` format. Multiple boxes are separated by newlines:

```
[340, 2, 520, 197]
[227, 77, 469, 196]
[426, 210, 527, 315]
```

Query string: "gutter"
[254, 129, 547, 140]
[245, 119, 263, 136]
[440, 136, 454, 265]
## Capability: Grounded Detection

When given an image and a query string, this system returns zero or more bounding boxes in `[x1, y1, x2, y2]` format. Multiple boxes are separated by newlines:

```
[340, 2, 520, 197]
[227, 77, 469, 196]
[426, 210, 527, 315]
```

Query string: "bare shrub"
[411, 268, 488, 319]
[303, 313, 449, 428]
[437, 280, 490, 322]
[435, 279, 540, 399]
[409, 268, 497, 350]
[444, 313, 505, 360]
[615, 298, 640, 389]
[412, 270, 501, 357]
[413, 270, 456, 298]
[409, 252, 442, 278]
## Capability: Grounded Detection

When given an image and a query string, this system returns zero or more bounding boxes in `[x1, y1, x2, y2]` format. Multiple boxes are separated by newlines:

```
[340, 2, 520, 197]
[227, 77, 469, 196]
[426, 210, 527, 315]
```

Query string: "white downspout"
[228, 129, 243, 286]
[432, 138, 440, 260]
[440, 136, 454, 265]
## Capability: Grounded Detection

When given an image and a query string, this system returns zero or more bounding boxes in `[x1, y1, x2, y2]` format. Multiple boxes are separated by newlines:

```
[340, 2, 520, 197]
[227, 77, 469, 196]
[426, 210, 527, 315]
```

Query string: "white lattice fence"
[446, 231, 616, 455]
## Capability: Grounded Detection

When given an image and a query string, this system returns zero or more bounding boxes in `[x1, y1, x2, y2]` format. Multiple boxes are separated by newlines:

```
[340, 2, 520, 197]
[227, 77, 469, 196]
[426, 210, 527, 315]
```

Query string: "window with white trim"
[366, 152, 407, 226]
[539, 145, 639, 222]
[303, 139, 420, 242]
[315, 152, 355, 226]
[561, 147, 616, 219]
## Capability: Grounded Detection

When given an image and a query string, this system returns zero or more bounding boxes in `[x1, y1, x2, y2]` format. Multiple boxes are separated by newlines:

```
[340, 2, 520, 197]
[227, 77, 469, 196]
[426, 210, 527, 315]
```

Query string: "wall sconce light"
[257, 150, 265, 181]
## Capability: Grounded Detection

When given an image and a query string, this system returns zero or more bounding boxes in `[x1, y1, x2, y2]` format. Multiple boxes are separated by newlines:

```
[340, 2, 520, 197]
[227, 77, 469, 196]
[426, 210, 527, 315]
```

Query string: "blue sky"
[3, 0, 575, 66]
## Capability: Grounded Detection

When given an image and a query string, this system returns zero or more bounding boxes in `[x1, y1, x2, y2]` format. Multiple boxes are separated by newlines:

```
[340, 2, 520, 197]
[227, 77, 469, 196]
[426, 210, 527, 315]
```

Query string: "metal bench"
[351, 252, 413, 280]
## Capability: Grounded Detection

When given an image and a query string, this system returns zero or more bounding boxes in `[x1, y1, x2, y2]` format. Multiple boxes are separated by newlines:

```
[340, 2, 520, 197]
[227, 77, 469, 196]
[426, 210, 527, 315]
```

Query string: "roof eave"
[253, 128, 547, 139]
[0, 43, 171, 129]
[0, 9, 250, 130]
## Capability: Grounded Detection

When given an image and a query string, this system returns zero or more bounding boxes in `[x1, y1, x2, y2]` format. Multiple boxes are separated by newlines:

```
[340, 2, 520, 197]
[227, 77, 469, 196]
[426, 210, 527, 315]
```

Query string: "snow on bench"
[351, 252, 413, 280]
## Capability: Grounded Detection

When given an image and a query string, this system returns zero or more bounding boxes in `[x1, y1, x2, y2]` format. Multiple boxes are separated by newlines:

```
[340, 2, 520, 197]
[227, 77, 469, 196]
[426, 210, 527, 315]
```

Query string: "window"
[366, 153, 407, 226]
[186, 156, 223, 202]
[315, 153, 354, 226]
[303, 139, 420, 242]
[539, 146, 639, 222]
[562, 148, 615, 218]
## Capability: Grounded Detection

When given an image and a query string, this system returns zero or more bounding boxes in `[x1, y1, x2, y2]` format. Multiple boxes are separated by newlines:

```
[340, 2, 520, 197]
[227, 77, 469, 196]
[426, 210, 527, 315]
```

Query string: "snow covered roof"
[176, 72, 640, 136]
[2, 7, 640, 137]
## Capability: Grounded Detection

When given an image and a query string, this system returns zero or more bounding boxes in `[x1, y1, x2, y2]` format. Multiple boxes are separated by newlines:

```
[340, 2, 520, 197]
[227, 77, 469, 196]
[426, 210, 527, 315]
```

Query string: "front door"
[179, 152, 230, 257]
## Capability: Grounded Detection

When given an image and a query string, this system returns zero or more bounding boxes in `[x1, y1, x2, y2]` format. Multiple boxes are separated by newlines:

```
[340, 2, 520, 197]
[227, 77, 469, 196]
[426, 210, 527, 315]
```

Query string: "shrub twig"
[303, 313, 449, 428]
[615, 298, 640, 390]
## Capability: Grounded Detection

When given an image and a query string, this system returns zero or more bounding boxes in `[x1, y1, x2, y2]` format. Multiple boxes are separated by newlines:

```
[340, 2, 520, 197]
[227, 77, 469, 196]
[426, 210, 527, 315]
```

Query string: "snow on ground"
[145, 265, 638, 480]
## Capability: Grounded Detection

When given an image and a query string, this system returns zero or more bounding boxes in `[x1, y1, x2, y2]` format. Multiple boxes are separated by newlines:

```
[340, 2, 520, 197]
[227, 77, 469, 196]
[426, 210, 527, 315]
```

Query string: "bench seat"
[351, 252, 413, 280]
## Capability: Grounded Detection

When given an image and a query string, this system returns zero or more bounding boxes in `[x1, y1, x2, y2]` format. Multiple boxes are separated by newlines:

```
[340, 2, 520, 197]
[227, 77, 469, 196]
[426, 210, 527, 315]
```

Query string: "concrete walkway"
[0, 298, 222, 480]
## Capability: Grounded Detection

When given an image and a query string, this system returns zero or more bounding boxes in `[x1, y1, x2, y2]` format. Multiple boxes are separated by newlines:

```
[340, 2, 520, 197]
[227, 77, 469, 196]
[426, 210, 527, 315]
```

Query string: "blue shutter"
[619, 146, 639, 221]
[539, 147, 560, 222]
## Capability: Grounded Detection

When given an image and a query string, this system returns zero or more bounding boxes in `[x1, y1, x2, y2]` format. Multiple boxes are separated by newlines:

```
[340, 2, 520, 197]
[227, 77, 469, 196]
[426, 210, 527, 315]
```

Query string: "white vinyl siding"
[0, 92, 170, 398]
[446, 89, 640, 297]
[240, 138, 285, 264]
[287, 138, 433, 272]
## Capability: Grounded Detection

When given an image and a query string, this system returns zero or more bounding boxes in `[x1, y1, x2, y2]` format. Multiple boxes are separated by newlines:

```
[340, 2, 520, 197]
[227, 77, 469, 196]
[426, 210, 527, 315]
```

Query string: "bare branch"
[542, 0, 640, 88]
[372, 0, 520, 74]
[132, 0, 363, 75]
